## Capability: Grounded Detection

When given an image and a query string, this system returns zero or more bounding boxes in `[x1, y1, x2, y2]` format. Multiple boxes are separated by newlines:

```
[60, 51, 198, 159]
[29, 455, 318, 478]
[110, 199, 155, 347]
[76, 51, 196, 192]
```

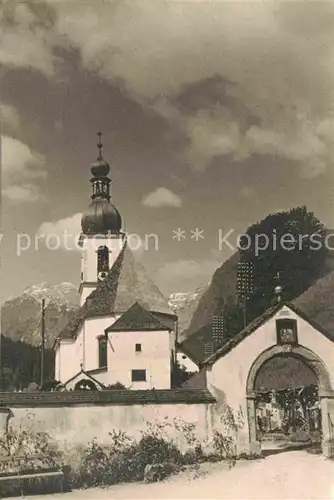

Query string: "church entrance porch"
[246, 345, 332, 457]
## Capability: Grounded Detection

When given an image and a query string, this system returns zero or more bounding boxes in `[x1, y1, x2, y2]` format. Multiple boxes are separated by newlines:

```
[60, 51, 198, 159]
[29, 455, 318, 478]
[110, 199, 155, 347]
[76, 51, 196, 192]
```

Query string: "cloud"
[158, 258, 220, 287]
[6, 1, 334, 177]
[240, 186, 256, 198]
[53, 1, 334, 176]
[2, 136, 46, 203]
[0, 2, 57, 75]
[3, 185, 45, 203]
[37, 213, 82, 251]
[37, 214, 146, 254]
[142, 187, 182, 208]
[0, 103, 20, 131]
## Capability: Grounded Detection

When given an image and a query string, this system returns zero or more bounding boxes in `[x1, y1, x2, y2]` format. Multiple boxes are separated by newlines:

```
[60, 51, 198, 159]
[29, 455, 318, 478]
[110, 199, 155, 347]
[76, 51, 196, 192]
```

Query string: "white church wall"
[57, 340, 77, 383]
[151, 312, 177, 360]
[55, 347, 60, 381]
[107, 329, 172, 389]
[58, 318, 174, 389]
[83, 316, 118, 372]
[176, 351, 199, 373]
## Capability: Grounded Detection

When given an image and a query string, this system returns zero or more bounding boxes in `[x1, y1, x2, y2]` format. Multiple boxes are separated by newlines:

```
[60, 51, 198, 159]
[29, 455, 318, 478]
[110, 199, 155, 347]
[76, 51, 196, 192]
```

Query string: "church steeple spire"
[81, 132, 122, 235]
[90, 132, 111, 201]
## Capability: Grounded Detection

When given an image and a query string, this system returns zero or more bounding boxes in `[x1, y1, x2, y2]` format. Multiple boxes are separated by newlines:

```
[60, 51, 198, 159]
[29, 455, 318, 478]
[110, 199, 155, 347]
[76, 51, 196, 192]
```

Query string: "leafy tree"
[239, 206, 327, 323]
[41, 379, 61, 391]
[0, 335, 55, 391]
[105, 382, 127, 390]
[223, 300, 245, 340]
[171, 361, 195, 388]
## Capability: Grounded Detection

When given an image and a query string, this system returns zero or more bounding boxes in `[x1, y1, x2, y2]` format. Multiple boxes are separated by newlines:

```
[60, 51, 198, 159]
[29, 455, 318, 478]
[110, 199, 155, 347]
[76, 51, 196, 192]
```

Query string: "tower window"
[98, 336, 107, 368]
[135, 343, 142, 352]
[97, 246, 109, 273]
[131, 369, 146, 382]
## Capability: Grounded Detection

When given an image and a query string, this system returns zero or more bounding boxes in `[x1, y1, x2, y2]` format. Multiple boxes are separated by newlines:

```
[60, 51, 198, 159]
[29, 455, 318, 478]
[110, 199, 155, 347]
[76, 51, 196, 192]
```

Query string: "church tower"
[78, 133, 125, 305]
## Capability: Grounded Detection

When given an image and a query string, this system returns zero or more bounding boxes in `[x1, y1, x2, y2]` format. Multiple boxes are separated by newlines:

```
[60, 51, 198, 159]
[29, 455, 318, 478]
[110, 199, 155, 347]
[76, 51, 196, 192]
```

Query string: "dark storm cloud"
[3, 1, 334, 177]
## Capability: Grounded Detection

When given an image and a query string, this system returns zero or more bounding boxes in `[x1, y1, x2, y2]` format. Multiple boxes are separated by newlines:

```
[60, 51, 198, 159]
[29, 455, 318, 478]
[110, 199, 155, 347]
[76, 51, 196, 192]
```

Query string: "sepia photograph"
[0, 0, 334, 498]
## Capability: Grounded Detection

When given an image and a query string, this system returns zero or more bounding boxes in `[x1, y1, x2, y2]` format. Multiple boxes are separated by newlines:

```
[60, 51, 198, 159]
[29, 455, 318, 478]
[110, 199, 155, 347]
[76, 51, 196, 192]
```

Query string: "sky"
[1, 0, 334, 304]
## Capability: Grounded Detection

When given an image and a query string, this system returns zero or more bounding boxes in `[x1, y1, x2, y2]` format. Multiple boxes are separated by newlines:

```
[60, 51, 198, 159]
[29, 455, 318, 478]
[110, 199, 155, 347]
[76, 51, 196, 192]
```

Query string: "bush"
[0, 415, 65, 497]
[0, 418, 62, 467]
[77, 432, 183, 488]
[105, 382, 127, 390]
[127, 435, 183, 481]
[74, 411, 244, 489]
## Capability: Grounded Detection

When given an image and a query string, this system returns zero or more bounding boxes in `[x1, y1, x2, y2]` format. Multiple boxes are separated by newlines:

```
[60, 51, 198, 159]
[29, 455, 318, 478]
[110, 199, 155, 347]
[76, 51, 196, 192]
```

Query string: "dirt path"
[17, 450, 334, 499]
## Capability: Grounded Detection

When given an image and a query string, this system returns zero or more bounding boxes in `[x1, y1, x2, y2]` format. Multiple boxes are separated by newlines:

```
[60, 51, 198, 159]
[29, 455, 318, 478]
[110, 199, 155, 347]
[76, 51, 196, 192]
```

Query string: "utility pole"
[40, 299, 45, 389]
[0, 62, 6, 393]
[0, 306, 2, 392]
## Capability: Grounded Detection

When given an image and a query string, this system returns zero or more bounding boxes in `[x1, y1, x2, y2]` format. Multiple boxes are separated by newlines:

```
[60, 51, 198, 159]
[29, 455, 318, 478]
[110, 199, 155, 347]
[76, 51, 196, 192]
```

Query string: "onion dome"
[90, 157, 110, 178]
[81, 132, 122, 235]
[81, 198, 122, 234]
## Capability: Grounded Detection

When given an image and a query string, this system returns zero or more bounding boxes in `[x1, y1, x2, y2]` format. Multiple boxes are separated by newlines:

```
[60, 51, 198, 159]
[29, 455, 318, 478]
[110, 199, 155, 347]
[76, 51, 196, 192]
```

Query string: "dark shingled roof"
[0, 389, 216, 407]
[181, 369, 207, 389]
[105, 302, 170, 333]
[63, 368, 106, 389]
[203, 301, 334, 365]
[58, 239, 175, 341]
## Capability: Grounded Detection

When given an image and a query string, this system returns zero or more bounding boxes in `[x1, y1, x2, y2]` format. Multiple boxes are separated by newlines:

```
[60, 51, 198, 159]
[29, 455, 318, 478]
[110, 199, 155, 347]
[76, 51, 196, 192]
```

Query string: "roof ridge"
[106, 301, 169, 333]
[57, 239, 127, 340]
[203, 301, 284, 365]
[57, 236, 175, 342]
[203, 300, 334, 365]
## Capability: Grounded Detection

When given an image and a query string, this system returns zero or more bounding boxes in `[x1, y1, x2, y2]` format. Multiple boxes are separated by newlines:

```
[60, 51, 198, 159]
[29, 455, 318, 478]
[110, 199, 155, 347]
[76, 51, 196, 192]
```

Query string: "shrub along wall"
[0, 390, 253, 492]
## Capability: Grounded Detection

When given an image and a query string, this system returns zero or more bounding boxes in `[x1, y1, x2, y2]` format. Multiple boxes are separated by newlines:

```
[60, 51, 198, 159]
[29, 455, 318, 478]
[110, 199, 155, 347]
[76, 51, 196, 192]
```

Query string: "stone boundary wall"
[0, 390, 217, 455]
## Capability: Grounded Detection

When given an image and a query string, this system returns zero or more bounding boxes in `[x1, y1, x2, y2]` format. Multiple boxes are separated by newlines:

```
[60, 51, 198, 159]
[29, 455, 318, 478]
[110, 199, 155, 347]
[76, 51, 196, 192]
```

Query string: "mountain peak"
[2, 283, 80, 347]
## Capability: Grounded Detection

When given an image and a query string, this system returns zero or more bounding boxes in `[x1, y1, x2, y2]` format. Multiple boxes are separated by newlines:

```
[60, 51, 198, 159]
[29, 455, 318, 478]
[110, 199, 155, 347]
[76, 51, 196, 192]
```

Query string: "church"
[53, 134, 178, 390]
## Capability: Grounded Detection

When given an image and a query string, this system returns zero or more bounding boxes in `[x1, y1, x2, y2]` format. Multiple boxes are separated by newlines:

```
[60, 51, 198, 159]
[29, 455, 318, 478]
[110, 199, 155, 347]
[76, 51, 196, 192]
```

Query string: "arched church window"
[98, 336, 108, 368]
[97, 246, 109, 273]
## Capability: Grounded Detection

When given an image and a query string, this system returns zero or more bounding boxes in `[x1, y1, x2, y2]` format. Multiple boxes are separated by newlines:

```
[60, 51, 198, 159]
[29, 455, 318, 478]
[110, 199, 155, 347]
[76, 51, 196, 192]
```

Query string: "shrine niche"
[276, 318, 298, 346]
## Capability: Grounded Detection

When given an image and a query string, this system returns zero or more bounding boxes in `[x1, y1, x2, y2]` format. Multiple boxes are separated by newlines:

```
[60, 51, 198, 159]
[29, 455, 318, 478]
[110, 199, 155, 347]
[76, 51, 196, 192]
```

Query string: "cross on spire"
[97, 131, 103, 158]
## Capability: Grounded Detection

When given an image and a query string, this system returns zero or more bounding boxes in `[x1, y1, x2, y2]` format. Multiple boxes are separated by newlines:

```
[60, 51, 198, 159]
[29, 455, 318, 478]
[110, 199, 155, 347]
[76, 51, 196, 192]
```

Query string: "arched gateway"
[246, 345, 332, 455]
[204, 302, 334, 458]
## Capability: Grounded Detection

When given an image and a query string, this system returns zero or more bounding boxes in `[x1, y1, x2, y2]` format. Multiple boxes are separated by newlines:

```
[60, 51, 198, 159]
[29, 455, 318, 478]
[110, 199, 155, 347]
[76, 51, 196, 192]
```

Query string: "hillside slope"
[292, 270, 334, 337]
[1, 283, 80, 348]
[181, 247, 334, 362]
[182, 252, 240, 340]
[169, 290, 207, 340]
